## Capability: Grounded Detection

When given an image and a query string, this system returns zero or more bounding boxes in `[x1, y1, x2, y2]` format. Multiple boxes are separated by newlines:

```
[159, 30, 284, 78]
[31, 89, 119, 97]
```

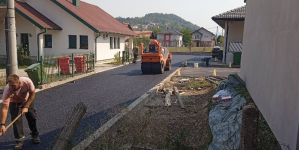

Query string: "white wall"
[192, 32, 202, 40]
[241, 1, 299, 149]
[96, 34, 126, 60]
[157, 34, 163, 41]
[199, 29, 213, 41]
[25, 0, 95, 56]
[228, 21, 244, 43]
[0, 13, 38, 57]
[223, 21, 244, 64]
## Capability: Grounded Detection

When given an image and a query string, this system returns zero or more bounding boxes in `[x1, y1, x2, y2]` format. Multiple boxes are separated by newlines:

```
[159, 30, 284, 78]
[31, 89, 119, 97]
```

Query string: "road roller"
[140, 40, 172, 74]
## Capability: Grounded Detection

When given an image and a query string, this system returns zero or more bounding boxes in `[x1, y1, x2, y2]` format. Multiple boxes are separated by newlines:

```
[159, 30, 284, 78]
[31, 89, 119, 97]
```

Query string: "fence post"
[40, 56, 43, 85]
[57, 58, 60, 79]
[72, 53, 74, 77]
[239, 104, 259, 150]
[126, 50, 129, 62]
[83, 54, 86, 73]
[86, 54, 89, 71]
[122, 51, 125, 64]
[119, 51, 121, 65]
[92, 53, 95, 71]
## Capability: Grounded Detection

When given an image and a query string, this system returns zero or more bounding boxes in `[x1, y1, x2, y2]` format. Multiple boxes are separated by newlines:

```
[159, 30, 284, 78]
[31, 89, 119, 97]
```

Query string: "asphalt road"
[0, 55, 199, 150]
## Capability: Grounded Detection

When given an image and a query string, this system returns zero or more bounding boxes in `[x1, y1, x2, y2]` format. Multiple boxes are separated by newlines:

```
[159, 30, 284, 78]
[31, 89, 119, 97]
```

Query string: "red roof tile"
[15, 1, 61, 30]
[53, 0, 136, 36]
[134, 31, 153, 38]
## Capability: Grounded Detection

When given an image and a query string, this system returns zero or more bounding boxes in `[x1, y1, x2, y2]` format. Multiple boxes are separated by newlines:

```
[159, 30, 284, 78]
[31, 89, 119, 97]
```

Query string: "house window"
[117, 38, 120, 49]
[110, 37, 113, 49]
[80, 35, 88, 49]
[69, 35, 77, 49]
[44, 34, 52, 48]
[114, 37, 116, 49]
[166, 35, 169, 40]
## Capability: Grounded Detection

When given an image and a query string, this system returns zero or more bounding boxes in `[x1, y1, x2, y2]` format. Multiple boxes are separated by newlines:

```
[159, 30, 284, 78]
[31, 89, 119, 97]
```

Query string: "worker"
[0, 74, 40, 150]
[132, 44, 139, 63]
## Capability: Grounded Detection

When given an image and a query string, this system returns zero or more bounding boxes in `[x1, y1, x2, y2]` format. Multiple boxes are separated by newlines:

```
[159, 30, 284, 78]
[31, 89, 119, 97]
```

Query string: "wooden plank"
[173, 87, 185, 109]
[164, 89, 171, 107]
[52, 102, 87, 150]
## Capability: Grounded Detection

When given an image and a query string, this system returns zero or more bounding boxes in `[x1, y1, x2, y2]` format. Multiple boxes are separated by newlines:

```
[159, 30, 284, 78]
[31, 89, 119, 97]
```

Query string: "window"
[114, 37, 116, 49]
[44, 34, 52, 48]
[117, 38, 120, 49]
[69, 35, 77, 49]
[166, 35, 169, 40]
[80, 35, 88, 49]
[110, 37, 113, 49]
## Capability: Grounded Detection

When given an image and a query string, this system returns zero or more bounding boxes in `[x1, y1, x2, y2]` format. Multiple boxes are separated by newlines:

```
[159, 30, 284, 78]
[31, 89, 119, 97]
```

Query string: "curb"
[72, 66, 182, 150]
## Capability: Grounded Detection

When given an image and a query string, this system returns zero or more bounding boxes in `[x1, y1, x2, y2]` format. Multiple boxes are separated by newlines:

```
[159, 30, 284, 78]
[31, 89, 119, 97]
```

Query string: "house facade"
[241, 0, 299, 149]
[191, 28, 215, 47]
[134, 31, 153, 39]
[212, 6, 245, 64]
[157, 29, 183, 47]
[0, 0, 136, 63]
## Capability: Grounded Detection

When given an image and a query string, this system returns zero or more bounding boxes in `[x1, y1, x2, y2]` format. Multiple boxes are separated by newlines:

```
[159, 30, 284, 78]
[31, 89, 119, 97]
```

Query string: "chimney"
[72, 0, 79, 7]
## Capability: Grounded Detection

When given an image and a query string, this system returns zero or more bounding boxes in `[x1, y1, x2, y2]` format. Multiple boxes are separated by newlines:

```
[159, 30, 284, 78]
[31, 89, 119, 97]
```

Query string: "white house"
[241, 0, 299, 149]
[191, 28, 215, 47]
[212, 6, 245, 65]
[0, 0, 136, 62]
[156, 29, 183, 47]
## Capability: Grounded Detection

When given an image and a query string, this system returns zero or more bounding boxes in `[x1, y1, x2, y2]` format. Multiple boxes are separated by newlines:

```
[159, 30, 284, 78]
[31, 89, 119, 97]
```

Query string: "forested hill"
[116, 13, 200, 31]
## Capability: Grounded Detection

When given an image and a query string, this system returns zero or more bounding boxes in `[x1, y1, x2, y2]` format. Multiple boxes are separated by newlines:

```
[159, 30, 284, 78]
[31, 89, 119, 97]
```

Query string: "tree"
[152, 27, 163, 38]
[217, 35, 224, 46]
[133, 36, 150, 47]
[180, 28, 192, 47]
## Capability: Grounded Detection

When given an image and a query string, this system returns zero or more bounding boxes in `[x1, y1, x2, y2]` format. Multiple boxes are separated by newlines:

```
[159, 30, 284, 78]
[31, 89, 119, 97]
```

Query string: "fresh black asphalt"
[0, 55, 200, 150]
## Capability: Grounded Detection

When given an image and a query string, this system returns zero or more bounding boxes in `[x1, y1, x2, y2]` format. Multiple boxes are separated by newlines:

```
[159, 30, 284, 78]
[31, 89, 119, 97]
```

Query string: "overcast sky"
[83, 0, 245, 35]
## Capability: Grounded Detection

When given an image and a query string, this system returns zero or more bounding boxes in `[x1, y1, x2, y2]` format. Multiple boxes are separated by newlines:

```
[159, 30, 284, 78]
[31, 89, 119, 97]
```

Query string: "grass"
[186, 79, 212, 90]
[257, 112, 287, 150]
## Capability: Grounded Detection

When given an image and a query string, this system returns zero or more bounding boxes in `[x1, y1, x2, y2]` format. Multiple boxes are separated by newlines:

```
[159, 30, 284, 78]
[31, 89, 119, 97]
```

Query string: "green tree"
[133, 37, 150, 47]
[152, 27, 163, 38]
[180, 28, 192, 47]
[217, 35, 224, 46]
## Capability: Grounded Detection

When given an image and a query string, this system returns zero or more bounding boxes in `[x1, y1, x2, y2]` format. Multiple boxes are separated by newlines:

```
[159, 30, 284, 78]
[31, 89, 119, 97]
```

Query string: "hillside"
[116, 13, 200, 31]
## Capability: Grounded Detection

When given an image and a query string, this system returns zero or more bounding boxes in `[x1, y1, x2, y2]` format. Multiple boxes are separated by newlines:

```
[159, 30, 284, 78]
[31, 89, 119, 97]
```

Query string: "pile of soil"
[88, 76, 219, 150]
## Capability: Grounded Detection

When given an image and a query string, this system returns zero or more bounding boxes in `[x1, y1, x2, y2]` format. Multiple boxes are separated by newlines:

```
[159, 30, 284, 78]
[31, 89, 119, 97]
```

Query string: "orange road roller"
[140, 40, 172, 74]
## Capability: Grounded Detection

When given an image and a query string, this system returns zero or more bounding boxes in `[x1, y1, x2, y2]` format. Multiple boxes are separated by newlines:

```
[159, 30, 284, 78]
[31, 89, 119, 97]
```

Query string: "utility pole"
[216, 26, 218, 45]
[5, 0, 18, 78]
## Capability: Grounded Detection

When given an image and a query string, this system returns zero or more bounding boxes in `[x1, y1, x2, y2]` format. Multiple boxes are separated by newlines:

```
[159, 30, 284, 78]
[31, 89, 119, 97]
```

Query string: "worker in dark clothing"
[0, 74, 41, 150]
[132, 45, 139, 63]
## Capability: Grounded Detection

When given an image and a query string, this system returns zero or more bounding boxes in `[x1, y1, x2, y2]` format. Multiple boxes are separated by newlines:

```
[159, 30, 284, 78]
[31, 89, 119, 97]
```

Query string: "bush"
[17, 45, 30, 66]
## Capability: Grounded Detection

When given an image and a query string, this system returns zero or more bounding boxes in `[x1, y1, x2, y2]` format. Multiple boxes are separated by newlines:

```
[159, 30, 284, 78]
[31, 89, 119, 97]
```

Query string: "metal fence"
[41, 53, 95, 85]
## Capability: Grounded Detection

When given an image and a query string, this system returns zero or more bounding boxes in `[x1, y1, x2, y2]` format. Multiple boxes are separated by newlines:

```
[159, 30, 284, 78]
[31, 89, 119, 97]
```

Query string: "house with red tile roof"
[157, 29, 183, 47]
[134, 31, 153, 39]
[191, 28, 215, 47]
[0, 0, 136, 62]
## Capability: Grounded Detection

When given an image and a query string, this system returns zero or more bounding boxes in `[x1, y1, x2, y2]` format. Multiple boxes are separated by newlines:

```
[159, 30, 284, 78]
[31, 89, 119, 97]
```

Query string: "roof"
[157, 29, 183, 35]
[212, 5, 246, 20]
[15, 1, 61, 30]
[134, 31, 153, 38]
[212, 5, 246, 28]
[228, 42, 243, 52]
[191, 27, 215, 36]
[51, 0, 136, 36]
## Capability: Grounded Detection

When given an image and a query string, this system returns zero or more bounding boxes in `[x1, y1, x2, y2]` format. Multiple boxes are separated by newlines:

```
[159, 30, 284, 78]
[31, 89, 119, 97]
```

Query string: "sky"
[83, 0, 245, 35]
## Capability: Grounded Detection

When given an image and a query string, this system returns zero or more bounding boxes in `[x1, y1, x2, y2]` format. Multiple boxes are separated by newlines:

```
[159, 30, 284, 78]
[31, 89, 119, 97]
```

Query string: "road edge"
[71, 66, 183, 150]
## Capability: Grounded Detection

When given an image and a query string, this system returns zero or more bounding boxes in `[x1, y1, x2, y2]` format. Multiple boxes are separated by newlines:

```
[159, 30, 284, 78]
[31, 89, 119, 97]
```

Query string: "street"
[0, 55, 199, 150]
